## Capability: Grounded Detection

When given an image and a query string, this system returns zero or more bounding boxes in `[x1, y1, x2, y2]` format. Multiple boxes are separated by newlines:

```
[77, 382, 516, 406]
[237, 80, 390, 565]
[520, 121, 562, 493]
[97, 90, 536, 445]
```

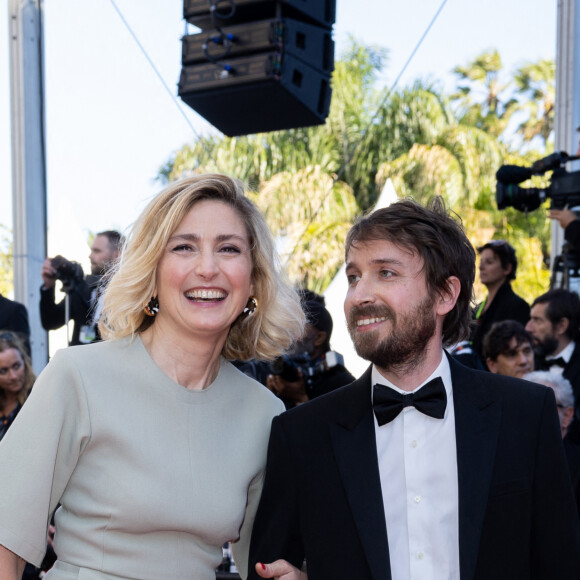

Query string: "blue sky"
[1, 0, 557, 239]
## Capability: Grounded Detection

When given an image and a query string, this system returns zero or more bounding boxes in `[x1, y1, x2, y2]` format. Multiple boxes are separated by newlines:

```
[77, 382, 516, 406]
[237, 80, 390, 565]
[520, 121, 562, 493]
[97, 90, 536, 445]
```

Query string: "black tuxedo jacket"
[39, 275, 100, 346]
[248, 356, 580, 580]
[0, 294, 30, 353]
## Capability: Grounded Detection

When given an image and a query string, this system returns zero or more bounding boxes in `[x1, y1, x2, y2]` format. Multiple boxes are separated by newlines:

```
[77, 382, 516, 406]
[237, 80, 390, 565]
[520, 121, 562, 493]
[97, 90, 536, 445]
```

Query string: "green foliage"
[159, 42, 556, 296]
[0, 225, 13, 296]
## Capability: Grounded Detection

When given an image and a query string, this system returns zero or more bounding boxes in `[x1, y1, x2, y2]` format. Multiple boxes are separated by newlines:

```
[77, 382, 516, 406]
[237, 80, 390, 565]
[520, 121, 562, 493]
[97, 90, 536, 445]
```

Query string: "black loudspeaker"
[183, 0, 335, 30]
[179, 0, 336, 136]
[179, 52, 330, 135]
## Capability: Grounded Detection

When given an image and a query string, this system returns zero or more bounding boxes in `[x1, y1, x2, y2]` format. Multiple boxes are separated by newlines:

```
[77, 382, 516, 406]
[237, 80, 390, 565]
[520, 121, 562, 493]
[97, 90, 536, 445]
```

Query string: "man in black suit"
[40, 230, 123, 346]
[248, 198, 580, 580]
[526, 288, 580, 444]
[0, 293, 30, 354]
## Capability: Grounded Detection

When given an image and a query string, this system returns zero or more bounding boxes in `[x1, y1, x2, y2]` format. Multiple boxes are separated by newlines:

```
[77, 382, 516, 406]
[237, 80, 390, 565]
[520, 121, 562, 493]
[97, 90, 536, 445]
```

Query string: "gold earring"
[143, 297, 159, 317]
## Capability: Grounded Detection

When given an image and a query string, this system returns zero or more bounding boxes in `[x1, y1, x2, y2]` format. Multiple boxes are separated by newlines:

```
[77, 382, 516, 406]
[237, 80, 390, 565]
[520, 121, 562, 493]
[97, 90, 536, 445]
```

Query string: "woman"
[0, 174, 305, 580]
[0, 331, 34, 441]
[471, 240, 530, 362]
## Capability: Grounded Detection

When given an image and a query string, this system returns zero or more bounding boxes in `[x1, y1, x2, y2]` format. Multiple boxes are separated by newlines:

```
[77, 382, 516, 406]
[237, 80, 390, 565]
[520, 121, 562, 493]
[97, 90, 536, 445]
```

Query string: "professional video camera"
[270, 351, 345, 383]
[50, 255, 84, 292]
[496, 151, 580, 212]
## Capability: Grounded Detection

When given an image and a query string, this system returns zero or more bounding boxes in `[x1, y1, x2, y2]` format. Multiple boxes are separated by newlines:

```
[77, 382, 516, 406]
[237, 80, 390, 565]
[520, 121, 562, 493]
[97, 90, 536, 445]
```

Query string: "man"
[0, 293, 30, 354]
[40, 230, 123, 346]
[523, 370, 580, 518]
[482, 320, 534, 378]
[248, 198, 580, 580]
[265, 298, 355, 407]
[548, 127, 580, 250]
[525, 288, 580, 443]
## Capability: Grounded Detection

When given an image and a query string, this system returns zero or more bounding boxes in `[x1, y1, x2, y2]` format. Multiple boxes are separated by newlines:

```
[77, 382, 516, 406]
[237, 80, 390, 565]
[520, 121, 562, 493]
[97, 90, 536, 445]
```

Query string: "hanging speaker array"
[178, 0, 336, 136]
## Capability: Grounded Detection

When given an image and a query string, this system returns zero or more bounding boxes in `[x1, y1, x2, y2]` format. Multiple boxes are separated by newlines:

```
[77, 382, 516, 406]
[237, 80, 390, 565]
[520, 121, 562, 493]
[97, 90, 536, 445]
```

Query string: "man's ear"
[436, 276, 460, 316]
[486, 358, 498, 374]
[555, 317, 570, 338]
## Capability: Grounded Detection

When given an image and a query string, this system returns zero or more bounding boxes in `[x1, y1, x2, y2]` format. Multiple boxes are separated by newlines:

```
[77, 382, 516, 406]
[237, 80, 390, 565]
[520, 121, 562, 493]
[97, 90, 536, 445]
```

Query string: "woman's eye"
[220, 246, 241, 254]
[172, 244, 193, 252]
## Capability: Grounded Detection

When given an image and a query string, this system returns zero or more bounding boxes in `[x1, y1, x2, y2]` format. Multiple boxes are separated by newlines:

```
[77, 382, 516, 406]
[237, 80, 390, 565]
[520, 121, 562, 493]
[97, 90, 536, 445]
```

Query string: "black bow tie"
[373, 376, 447, 426]
[547, 357, 567, 369]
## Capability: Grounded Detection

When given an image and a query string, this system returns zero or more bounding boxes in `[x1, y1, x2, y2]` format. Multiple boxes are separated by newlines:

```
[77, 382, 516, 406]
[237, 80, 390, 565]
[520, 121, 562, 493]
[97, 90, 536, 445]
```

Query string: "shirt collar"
[371, 351, 452, 399]
[547, 340, 576, 364]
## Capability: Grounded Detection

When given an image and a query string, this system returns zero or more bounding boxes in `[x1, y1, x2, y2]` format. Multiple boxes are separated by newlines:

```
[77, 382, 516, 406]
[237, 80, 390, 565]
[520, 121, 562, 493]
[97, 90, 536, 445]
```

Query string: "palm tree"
[452, 50, 519, 138]
[251, 166, 358, 293]
[513, 59, 555, 147]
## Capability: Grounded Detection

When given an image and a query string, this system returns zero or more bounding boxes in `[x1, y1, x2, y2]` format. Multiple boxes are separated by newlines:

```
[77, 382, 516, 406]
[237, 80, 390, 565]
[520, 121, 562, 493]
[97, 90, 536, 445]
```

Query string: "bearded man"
[248, 198, 580, 580]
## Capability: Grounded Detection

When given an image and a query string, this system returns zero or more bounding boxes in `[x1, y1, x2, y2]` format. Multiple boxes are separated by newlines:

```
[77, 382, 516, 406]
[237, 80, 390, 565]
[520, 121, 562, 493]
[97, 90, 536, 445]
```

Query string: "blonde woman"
[0, 174, 305, 580]
[0, 332, 35, 441]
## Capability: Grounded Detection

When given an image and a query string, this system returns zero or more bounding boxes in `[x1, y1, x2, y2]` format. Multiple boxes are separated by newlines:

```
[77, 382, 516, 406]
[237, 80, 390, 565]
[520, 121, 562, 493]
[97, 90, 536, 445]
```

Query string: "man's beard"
[91, 262, 107, 276]
[347, 295, 437, 372]
[533, 335, 559, 359]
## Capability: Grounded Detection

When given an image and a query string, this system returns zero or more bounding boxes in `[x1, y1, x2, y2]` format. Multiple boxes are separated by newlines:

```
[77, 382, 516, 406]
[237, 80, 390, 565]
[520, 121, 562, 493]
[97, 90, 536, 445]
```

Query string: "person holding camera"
[265, 298, 355, 408]
[40, 231, 123, 346]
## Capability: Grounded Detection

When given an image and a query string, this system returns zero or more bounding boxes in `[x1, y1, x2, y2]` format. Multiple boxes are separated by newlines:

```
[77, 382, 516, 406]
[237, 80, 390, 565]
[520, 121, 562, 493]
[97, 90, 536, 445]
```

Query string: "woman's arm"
[0, 544, 25, 579]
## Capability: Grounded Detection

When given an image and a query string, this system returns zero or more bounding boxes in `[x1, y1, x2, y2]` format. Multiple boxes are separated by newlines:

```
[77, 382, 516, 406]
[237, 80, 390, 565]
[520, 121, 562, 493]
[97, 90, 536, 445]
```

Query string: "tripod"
[550, 242, 580, 294]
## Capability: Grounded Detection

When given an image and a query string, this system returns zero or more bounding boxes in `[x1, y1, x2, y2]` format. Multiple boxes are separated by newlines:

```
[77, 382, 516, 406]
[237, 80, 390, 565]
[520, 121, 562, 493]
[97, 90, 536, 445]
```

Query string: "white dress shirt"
[372, 354, 460, 580]
[546, 340, 576, 376]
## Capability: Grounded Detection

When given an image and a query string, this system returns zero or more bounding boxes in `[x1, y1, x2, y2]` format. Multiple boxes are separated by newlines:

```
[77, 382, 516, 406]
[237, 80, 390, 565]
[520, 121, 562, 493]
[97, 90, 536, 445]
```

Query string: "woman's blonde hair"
[100, 174, 305, 360]
[0, 331, 35, 412]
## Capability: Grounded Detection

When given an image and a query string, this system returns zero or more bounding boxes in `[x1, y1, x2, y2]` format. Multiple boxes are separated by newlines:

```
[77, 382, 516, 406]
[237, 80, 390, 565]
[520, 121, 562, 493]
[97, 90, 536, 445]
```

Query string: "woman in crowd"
[0, 331, 34, 441]
[0, 174, 305, 580]
[471, 239, 530, 363]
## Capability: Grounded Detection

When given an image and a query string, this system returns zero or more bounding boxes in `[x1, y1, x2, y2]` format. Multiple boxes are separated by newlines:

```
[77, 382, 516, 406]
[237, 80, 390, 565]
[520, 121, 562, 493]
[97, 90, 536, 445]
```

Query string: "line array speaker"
[179, 0, 336, 135]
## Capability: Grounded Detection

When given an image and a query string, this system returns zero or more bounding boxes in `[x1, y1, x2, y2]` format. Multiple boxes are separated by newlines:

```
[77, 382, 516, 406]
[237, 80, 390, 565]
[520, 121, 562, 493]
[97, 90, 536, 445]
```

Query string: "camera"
[270, 351, 345, 383]
[496, 152, 580, 212]
[270, 353, 311, 382]
[51, 255, 84, 285]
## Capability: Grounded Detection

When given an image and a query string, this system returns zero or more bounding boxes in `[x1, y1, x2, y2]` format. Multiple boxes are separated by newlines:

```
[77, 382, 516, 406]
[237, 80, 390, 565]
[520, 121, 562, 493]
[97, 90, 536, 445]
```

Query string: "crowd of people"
[0, 174, 579, 579]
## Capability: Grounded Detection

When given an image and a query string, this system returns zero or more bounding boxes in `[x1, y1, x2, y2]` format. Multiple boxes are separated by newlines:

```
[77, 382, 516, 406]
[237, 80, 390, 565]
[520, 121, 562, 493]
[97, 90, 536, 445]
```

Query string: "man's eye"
[346, 274, 360, 284]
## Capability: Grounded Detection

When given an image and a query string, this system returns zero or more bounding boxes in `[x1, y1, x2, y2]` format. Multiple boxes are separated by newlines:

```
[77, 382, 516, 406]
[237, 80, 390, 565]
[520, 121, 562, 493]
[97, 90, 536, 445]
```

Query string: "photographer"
[265, 299, 355, 408]
[549, 207, 580, 255]
[40, 231, 123, 346]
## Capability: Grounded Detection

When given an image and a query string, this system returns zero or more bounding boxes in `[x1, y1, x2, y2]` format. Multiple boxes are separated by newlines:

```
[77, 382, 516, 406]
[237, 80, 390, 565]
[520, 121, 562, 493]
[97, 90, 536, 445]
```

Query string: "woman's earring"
[243, 296, 258, 316]
[143, 297, 159, 317]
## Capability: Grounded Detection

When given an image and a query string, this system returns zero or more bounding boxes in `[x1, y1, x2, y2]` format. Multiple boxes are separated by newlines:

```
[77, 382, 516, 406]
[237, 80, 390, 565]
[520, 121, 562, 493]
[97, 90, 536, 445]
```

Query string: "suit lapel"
[330, 368, 391, 580]
[450, 357, 502, 580]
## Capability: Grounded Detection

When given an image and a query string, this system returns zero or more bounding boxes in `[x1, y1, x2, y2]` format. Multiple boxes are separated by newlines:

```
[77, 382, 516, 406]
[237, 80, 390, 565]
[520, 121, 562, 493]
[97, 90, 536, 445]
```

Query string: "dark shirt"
[471, 281, 530, 362]
[564, 437, 580, 522]
[39, 275, 102, 346]
[0, 294, 31, 354]
[0, 403, 22, 441]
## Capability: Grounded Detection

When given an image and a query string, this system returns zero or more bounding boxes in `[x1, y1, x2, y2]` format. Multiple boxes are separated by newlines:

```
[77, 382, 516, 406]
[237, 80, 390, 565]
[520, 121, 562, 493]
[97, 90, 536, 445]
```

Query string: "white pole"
[9, 0, 48, 372]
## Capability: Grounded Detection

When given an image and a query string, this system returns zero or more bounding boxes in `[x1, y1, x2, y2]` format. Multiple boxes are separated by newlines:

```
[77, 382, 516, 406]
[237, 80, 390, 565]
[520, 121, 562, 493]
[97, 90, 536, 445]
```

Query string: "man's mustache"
[347, 305, 394, 327]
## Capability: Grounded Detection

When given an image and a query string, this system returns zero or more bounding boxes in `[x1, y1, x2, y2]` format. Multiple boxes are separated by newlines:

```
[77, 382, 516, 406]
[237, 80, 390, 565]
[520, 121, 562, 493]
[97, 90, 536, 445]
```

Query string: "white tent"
[323, 179, 399, 378]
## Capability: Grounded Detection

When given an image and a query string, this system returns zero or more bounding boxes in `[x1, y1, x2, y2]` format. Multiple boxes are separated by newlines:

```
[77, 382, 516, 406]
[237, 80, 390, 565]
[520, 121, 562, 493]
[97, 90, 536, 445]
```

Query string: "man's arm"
[248, 416, 305, 579]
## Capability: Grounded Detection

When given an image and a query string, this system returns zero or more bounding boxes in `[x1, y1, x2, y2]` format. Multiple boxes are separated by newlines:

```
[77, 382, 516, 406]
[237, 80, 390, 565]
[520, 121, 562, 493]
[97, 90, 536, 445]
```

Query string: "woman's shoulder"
[48, 337, 140, 374]
[221, 360, 285, 411]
